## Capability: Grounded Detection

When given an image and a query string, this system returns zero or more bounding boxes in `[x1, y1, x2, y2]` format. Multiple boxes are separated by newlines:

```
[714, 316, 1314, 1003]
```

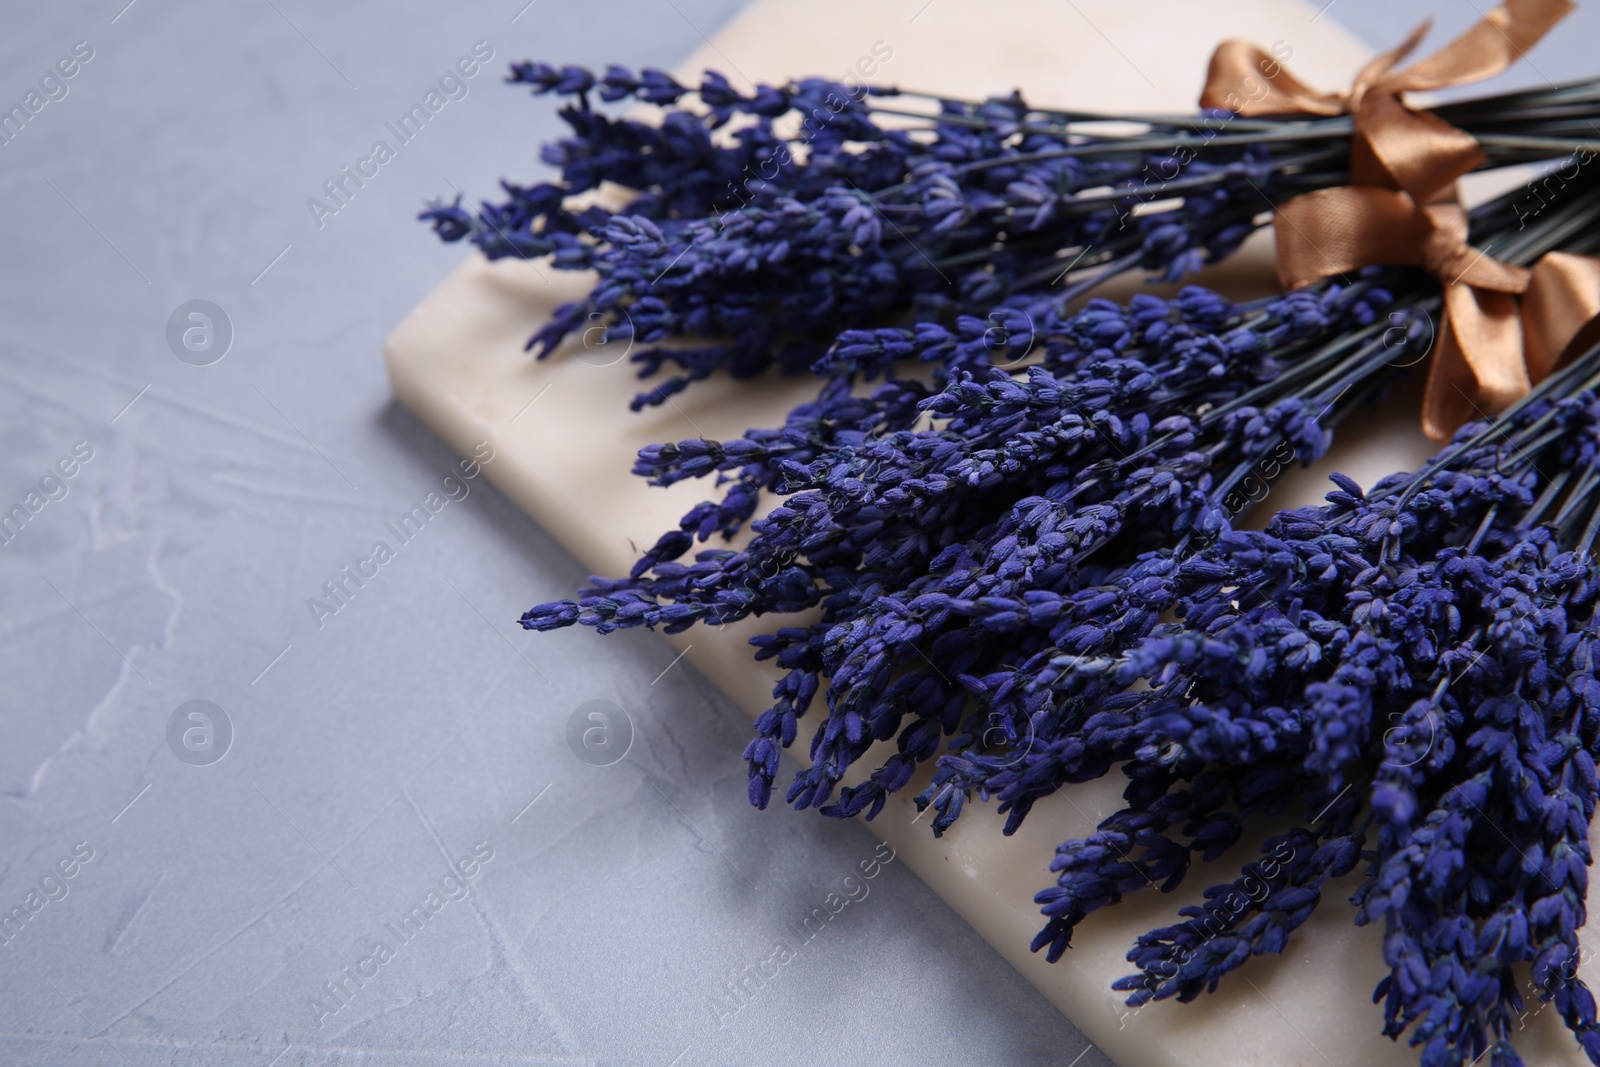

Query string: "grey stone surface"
[0, 1, 1110, 1064]
[3, 1, 1595, 1065]
[1318, 0, 1600, 98]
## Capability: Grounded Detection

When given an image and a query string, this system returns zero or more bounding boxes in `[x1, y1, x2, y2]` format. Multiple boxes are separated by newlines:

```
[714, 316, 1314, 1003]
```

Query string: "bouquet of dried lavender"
[422, 61, 1600, 408]
[525, 173, 1599, 813]
[518, 163, 1600, 1064]
[432, 13, 1600, 1060]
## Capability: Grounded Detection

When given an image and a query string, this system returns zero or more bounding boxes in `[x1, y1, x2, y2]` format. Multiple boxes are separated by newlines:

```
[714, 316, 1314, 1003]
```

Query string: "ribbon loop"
[1200, 41, 1345, 116]
[1523, 253, 1600, 382]
[1426, 285, 1531, 442]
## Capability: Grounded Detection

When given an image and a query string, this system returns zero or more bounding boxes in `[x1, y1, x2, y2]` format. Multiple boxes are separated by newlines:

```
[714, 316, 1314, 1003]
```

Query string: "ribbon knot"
[1201, 0, 1600, 441]
[1416, 204, 1518, 289]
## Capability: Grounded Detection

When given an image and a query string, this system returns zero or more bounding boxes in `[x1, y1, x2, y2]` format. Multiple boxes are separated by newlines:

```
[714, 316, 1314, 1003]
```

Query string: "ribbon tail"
[1349, 19, 1431, 98]
[1272, 187, 1430, 290]
[1420, 285, 1529, 442]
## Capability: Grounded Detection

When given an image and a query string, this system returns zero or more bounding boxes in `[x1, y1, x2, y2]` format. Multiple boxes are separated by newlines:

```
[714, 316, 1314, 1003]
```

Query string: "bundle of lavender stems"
[428, 60, 1600, 1067]
[424, 67, 1600, 406]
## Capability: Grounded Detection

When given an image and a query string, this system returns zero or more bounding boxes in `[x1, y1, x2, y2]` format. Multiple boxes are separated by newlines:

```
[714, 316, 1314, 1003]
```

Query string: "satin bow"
[1201, 0, 1600, 440]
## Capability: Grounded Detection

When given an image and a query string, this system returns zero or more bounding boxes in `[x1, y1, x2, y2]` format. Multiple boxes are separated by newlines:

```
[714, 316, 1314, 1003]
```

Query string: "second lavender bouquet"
[516, 151, 1600, 1067]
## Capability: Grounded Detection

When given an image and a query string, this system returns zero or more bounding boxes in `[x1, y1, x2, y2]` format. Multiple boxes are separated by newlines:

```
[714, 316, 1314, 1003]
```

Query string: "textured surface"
[0, 1, 1106, 1064]
[3, 0, 1598, 1065]
[383, 1, 1600, 1066]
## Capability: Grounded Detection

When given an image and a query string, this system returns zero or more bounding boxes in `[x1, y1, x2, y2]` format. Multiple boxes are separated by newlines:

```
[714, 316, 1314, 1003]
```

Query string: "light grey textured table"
[0, 2, 1592, 1065]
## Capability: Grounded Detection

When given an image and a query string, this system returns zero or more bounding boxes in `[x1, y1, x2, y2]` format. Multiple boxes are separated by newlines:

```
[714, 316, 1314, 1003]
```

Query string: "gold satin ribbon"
[1200, 0, 1600, 440]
